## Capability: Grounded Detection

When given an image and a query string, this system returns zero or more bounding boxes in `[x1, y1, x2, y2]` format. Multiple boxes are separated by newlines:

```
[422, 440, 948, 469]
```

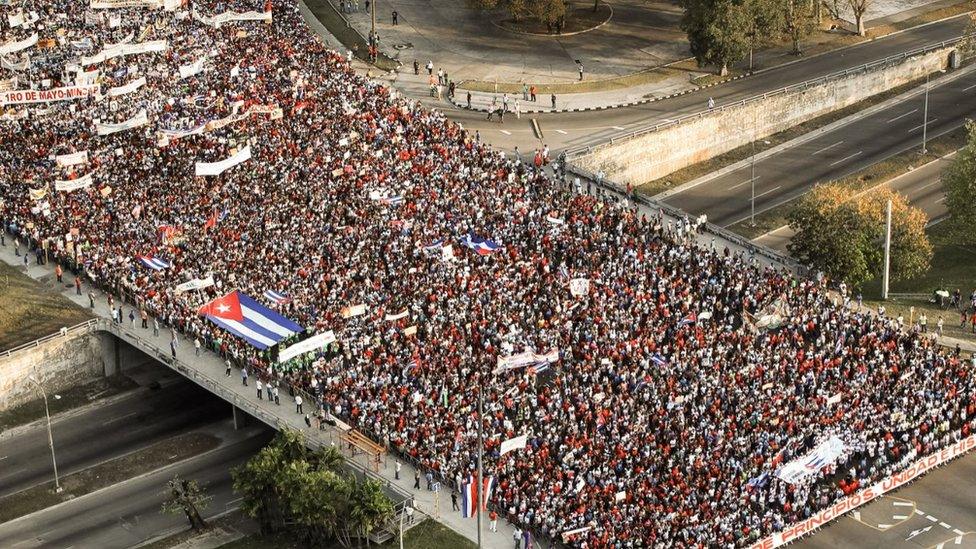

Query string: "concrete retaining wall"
[573, 47, 954, 186]
[0, 330, 105, 411]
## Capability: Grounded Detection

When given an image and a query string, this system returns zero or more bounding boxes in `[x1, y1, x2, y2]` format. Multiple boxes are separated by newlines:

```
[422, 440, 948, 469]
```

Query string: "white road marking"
[938, 196, 947, 203]
[907, 525, 933, 540]
[887, 108, 918, 123]
[754, 185, 782, 199]
[613, 126, 625, 130]
[927, 515, 939, 522]
[893, 501, 915, 507]
[878, 523, 893, 529]
[554, 129, 567, 135]
[941, 522, 953, 529]
[963, 83, 976, 92]
[956, 536, 963, 545]
[830, 151, 863, 166]
[729, 176, 759, 190]
[954, 529, 966, 535]
[937, 543, 945, 549]
[894, 515, 909, 520]
[499, 130, 511, 135]
[917, 510, 927, 516]
[813, 140, 843, 155]
[853, 511, 862, 521]
[909, 118, 939, 133]
[917, 180, 941, 191]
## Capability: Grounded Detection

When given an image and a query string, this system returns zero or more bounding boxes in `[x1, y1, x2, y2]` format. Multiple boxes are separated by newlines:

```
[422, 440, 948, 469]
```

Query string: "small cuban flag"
[379, 195, 404, 206]
[460, 233, 502, 256]
[678, 312, 697, 327]
[138, 255, 170, 270]
[263, 289, 291, 305]
[423, 238, 444, 251]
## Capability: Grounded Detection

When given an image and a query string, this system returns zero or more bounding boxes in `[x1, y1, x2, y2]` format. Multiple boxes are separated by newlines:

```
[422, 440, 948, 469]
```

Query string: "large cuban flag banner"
[198, 291, 302, 349]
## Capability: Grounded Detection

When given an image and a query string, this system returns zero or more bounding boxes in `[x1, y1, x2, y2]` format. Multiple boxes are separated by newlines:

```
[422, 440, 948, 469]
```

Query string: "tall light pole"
[751, 109, 758, 227]
[921, 69, 946, 155]
[882, 199, 892, 300]
[27, 376, 62, 493]
[476, 388, 483, 549]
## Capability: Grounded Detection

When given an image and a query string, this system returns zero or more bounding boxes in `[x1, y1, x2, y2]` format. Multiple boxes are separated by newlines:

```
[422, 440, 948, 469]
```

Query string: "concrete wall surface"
[0, 329, 105, 412]
[573, 47, 953, 186]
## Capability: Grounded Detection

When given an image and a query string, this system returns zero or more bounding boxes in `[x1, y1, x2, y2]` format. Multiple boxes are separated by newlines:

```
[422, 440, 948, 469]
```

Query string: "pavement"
[794, 451, 976, 549]
[661, 65, 976, 227]
[0, 427, 272, 549]
[0, 373, 230, 498]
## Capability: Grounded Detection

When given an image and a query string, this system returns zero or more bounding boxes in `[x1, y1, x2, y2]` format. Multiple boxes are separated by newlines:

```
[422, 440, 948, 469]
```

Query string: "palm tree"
[349, 478, 395, 547]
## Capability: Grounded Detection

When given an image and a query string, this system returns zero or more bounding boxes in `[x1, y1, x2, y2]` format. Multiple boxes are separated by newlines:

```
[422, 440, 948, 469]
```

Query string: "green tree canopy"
[943, 120, 976, 244]
[681, 0, 752, 75]
[788, 183, 932, 288]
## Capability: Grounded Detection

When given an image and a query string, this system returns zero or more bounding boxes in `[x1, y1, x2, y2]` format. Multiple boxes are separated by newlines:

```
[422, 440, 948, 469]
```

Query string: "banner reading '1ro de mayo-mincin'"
[1, 84, 99, 105]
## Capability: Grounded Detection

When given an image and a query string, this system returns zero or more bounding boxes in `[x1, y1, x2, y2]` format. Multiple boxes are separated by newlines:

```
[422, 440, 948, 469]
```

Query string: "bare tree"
[848, 0, 869, 36]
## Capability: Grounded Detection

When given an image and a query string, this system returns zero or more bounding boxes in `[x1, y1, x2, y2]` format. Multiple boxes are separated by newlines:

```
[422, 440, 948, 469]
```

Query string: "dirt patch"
[0, 260, 93, 352]
[0, 431, 220, 523]
[496, 2, 612, 35]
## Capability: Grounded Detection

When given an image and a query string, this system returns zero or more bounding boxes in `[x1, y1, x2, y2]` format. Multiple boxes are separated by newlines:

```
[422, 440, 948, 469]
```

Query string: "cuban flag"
[678, 312, 697, 327]
[650, 353, 669, 368]
[138, 256, 170, 270]
[481, 475, 495, 511]
[460, 476, 478, 518]
[198, 291, 303, 350]
[380, 195, 404, 206]
[264, 289, 291, 305]
[460, 234, 502, 256]
[423, 238, 444, 251]
[746, 471, 770, 492]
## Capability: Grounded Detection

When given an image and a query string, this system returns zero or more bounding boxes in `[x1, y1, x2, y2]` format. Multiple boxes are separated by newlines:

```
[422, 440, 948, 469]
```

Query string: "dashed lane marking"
[928, 515, 940, 522]
[955, 530, 966, 536]
[729, 176, 758, 190]
[612, 126, 625, 130]
[555, 129, 567, 134]
[499, 130, 511, 135]
[942, 523, 953, 529]
[963, 83, 976, 92]
[894, 501, 915, 507]
[813, 140, 843, 155]
[909, 119, 939, 133]
[753, 185, 782, 199]
[887, 108, 918, 123]
[894, 515, 910, 520]
[830, 151, 863, 166]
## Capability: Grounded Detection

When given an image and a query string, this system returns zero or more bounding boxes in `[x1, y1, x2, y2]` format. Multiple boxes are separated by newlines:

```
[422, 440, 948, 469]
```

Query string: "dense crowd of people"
[3, 1, 976, 546]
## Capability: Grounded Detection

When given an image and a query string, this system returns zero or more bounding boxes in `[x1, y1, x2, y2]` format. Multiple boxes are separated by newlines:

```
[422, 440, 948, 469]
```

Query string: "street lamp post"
[27, 376, 62, 493]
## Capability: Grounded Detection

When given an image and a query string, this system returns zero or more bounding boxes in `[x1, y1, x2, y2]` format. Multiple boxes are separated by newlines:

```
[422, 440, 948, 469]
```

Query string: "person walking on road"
[242, 367, 249, 386]
[55, 263, 63, 283]
[194, 337, 201, 356]
[256, 379, 263, 399]
[451, 492, 459, 511]
[226, 359, 232, 377]
[466, 91, 472, 109]
[273, 385, 280, 405]
[551, 93, 556, 110]
[522, 82, 529, 101]
[392, 10, 398, 24]
[490, 510, 498, 532]
[295, 394, 303, 414]
[170, 337, 178, 358]
[708, 97, 715, 109]
[413, 470, 421, 489]
[395, 459, 402, 480]
[514, 98, 521, 119]
[153, 317, 160, 337]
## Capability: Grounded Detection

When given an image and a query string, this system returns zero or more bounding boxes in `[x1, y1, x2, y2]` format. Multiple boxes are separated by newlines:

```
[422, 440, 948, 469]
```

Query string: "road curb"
[653, 63, 976, 201]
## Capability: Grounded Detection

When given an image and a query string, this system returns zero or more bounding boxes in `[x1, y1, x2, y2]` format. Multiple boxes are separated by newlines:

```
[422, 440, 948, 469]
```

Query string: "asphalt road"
[0, 377, 230, 498]
[443, 14, 972, 152]
[796, 451, 976, 549]
[0, 426, 272, 549]
[663, 68, 976, 227]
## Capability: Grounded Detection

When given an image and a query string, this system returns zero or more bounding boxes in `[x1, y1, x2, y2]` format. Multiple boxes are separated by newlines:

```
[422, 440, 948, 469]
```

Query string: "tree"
[788, 184, 932, 288]
[783, 0, 815, 55]
[349, 478, 395, 546]
[681, 0, 752, 75]
[960, 13, 976, 61]
[848, 0, 869, 36]
[162, 475, 212, 531]
[942, 120, 976, 245]
[745, 0, 784, 69]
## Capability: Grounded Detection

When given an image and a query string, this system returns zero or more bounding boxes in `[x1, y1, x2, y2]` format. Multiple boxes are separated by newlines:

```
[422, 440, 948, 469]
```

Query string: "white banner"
[0, 33, 38, 55]
[195, 145, 251, 176]
[107, 76, 146, 97]
[496, 349, 559, 371]
[384, 309, 409, 321]
[1, 85, 99, 105]
[0, 76, 16, 91]
[278, 331, 336, 362]
[192, 8, 272, 26]
[90, 0, 162, 8]
[75, 69, 100, 86]
[174, 275, 214, 294]
[341, 303, 367, 319]
[55, 173, 94, 192]
[96, 109, 148, 136]
[55, 151, 89, 167]
[500, 434, 528, 456]
[7, 11, 24, 27]
[178, 57, 205, 80]
[159, 102, 278, 140]
[569, 278, 590, 297]
[1, 55, 30, 71]
[82, 40, 167, 67]
[775, 436, 847, 485]
[751, 435, 976, 549]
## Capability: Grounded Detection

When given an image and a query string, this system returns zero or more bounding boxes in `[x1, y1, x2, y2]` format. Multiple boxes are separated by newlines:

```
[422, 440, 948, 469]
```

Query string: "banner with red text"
[1, 84, 99, 105]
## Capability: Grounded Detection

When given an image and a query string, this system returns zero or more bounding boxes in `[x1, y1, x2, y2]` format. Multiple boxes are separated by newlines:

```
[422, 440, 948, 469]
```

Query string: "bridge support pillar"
[232, 404, 247, 430]
[98, 332, 120, 377]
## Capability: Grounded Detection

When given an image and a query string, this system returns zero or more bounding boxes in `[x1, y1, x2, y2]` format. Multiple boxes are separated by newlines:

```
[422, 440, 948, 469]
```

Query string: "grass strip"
[0, 260, 93, 352]
[301, 0, 398, 71]
[212, 518, 476, 549]
[0, 375, 139, 433]
[0, 431, 220, 523]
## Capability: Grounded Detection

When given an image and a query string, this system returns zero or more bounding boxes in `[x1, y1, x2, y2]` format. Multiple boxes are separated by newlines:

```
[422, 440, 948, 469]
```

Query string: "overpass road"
[0, 376, 230, 498]
[663, 67, 976, 227]
[442, 14, 973, 152]
[0, 427, 272, 549]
